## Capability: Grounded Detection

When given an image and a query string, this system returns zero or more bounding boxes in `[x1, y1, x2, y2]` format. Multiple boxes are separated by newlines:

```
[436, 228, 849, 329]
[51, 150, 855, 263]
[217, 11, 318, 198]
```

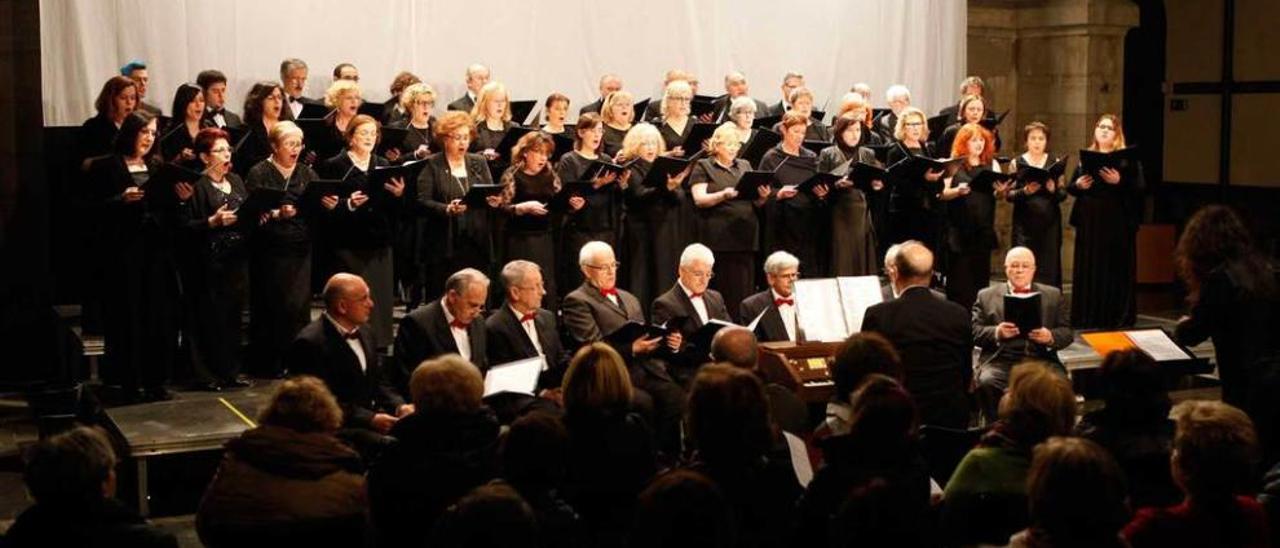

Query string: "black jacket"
[738, 289, 791, 343]
[284, 317, 404, 430]
[4, 498, 177, 548]
[393, 300, 488, 396]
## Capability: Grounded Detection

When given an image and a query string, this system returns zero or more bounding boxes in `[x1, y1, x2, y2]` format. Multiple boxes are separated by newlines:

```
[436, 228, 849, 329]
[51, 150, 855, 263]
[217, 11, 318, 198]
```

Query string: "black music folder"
[462, 183, 505, 208]
[1079, 147, 1140, 180]
[509, 100, 537, 127]
[1004, 292, 1043, 335]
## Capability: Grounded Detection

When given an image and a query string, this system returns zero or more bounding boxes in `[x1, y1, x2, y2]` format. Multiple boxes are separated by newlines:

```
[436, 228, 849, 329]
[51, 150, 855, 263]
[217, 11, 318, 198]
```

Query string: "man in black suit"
[971, 247, 1073, 422]
[876, 84, 912, 141]
[579, 73, 622, 116]
[393, 268, 489, 398]
[447, 63, 490, 112]
[711, 72, 770, 123]
[485, 260, 566, 422]
[936, 76, 988, 122]
[280, 58, 321, 120]
[562, 240, 685, 454]
[763, 71, 806, 118]
[197, 70, 243, 130]
[651, 244, 732, 385]
[285, 273, 409, 442]
[860, 241, 974, 429]
[739, 251, 803, 343]
[880, 242, 946, 301]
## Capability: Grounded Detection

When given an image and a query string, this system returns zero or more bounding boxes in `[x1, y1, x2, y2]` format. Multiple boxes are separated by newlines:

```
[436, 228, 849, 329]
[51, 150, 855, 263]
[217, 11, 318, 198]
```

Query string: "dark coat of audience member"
[196, 377, 366, 548]
[630, 469, 737, 548]
[5, 427, 178, 548]
[430, 482, 539, 548]
[368, 356, 501, 548]
[500, 412, 582, 548]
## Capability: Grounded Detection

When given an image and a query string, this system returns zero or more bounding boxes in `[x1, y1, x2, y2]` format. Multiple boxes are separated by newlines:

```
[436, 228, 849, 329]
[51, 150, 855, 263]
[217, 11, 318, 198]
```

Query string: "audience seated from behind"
[1074, 348, 1181, 508]
[1008, 437, 1130, 548]
[709, 325, 810, 436]
[797, 374, 934, 548]
[630, 469, 737, 548]
[942, 361, 1075, 545]
[815, 331, 904, 443]
[5, 426, 178, 548]
[196, 376, 366, 548]
[430, 482, 539, 548]
[368, 355, 500, 548]
[559, 342, 657, 548]
[1124, 400, 1272, 548]
[498, 411, 582, 548]
[684, 364, 803, 548]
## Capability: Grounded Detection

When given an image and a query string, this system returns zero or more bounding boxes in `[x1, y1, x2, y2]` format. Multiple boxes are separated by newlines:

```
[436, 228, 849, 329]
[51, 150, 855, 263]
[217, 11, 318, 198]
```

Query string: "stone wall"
[967, 0, 1138, 283]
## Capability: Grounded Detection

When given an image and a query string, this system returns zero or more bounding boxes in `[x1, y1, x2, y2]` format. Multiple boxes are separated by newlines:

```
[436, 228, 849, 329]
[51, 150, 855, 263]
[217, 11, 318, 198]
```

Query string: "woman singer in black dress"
[1006, 121, 1067, 287]
[180, 128, 252, 390]
[818, 113, 882, 276]
[315, 114, 406, 348]
[243, 121, 314, 378]
[499, 131, 567, 310]
[555, 113, 628, 297]
[940, 123, 1009, 308]
[618, 122, 691, 308]
[1067, 114, 1145, 328]
[600, 90, 634, 157]
[387, 82, 437, 308]
[690, 123, 772, 310]
[86, 111, 184, 402]
[760, 111, 831, 275]
[657, 81, 694, 157]
[234, 82, 290, 178]
[886, 107, 946, 253]
[160, 83, 214, 171]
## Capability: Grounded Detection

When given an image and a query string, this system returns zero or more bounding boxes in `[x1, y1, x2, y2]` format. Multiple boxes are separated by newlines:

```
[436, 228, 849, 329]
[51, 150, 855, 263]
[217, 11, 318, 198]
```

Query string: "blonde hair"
[1000, 361, 1077, 442]
[259, 375, 343, 433]
[410, 355, 485, 414]
[268, 120, 303, 146]
[600, 90, 635, 126]
[323, 79, 361, 109]
[1089, 114, 1127, 151]
[893, 107, 929, 141]
[470, 81, 511, 124]
[562, 343, 633, 414]
[787, 87, 815, 107]
[660, 80, 693, 118]
[616, 122, 665, 162]
[837, 92, 873, 127]
[705, 122, 741, 153]
[398, 82, 437, 112]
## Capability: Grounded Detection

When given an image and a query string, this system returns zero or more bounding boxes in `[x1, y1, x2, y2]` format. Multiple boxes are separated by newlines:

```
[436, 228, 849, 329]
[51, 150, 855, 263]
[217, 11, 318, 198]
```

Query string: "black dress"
[244, 159, 315, 377]
[86, 156, 181, 395]
[501, 167, 560, 310]
[76, 114, 120, 168]
[602, 124, 629, 158]
[689, 157, 759, 312]
[415, 152, 499, 299]
[944, 164, 999, 308]
[817, 145, 879, 276]
[759, 145, 825, 275]
[315, 152, 399, 347]
[1007, 154, 1067, 287]
[159, 119, 213, 171]
[623, 158, 691, 310]
[387, 118, 436, 308]
[232, 122, 273, 178]
[180, 173, 250, 385]
[1067, 159, 1145, 328]
[555, 151, 624, 298]
[658, 119, 693, 154]
[473, 120, 513, 181]
[887, 141, 943, 254]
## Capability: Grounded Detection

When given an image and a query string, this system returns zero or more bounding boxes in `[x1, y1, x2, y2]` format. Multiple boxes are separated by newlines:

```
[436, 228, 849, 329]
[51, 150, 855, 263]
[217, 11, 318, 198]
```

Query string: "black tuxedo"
[485, 305, 566, 386]
[202, 107, 243, 130]
[880, 284, 947, 302]
[285, 317, 404, 430]
[447, 94, 476, 113]
[861, 286, 973, 428]
[651, 284, 731, 377]
[393, 300, 488, 397]
[738, 290, 792, 343]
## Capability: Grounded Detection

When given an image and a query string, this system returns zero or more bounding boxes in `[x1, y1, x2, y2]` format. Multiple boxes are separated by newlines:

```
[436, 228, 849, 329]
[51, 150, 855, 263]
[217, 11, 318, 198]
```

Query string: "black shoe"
[143, 387, 175, 402]
[221, 377, 253, 390]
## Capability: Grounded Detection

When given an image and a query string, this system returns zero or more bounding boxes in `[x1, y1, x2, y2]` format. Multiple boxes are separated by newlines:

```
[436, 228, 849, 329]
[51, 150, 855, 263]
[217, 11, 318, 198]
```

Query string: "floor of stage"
[0, 285, 1221, 546]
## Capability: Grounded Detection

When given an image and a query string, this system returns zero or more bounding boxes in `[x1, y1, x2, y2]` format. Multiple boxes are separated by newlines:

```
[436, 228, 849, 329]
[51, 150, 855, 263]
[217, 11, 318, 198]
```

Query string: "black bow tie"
[288, 96, 301, 104]
[209, 107, 224, 116]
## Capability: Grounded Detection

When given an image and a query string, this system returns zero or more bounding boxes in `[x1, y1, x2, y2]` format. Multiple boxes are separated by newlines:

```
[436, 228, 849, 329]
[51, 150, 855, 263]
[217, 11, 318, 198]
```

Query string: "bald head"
[892, 241, 934, 291]
[710, 326, 758, 370]
[1005, 246, 1035, 266]
[323, 273, 364, 310]
[322, 272, 372, 326]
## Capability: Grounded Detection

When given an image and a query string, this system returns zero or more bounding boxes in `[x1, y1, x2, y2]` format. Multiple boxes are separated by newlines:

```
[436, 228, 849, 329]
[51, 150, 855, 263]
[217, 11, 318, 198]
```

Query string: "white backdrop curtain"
[40, 0, 965, 126]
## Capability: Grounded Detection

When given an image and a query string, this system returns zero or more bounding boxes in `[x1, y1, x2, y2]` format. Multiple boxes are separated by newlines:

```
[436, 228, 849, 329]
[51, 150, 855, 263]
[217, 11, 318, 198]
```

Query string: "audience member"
[819, 331, 904, 440]
[943, 361, 1075, 545]
[430, 482, 539, 548]
[630, 469, 736, 548]
[499, 412, 582, 548]
[196, 376, 366, 548]
[1124, 400, 1271, 548]
[6, 426, 177, 547]
[710, 326, 809, 435]
[368, 355, 500, 548]
[1009, 437, 1130, 548]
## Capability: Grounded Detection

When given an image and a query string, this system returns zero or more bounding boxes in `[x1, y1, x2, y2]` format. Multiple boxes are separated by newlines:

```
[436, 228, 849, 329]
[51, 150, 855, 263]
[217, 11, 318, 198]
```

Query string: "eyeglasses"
[585, 262, 621, 271]
[684, 269, 715, 280]
[905, 121, 924, 127]
[774, 272, 800, 280]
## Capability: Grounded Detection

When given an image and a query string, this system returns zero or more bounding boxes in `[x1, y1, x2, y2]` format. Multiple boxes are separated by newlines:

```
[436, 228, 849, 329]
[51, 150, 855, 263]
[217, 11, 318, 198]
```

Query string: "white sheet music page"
[1124, 329, 1193, 361]
[836, 276, 884, 335]
[483, 357, 543, 397]
[794, 278, 848, 342]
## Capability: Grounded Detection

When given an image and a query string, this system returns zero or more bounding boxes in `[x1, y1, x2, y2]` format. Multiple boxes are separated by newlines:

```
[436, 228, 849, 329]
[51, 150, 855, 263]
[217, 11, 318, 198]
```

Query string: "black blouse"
[502, 167, 559, 233]
[244, 158, 315, 247]
[556, 150, 621, 233]
[690, 157, 757, 252]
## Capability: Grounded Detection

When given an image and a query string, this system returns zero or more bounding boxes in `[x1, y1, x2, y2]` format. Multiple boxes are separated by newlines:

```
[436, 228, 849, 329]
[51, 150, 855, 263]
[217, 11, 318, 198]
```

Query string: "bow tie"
[450, 319, 469, 329]
[774, 298, 794, 307]
[343, 329, 360, 340]
[600, 287, 618, 298]
[209, 108, 224, 116]
[520, 312, 537, 323]
[288, 96, 301, 104]
[1012, 287, 1033, 294]
[689, 292, 704, 299]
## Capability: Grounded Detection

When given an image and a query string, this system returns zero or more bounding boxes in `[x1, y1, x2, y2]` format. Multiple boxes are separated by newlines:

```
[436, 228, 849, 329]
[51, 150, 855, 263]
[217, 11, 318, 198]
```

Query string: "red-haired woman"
[941, 123, 1010, 308]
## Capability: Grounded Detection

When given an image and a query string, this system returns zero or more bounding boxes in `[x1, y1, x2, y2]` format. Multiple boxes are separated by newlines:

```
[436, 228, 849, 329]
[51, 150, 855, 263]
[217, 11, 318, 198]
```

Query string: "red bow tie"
[689, 292, 704, 299]
[520, 312, 537, 323]
[774, 298, 794, 307]
[343, 330, 360, 340]
[600, 287, 618, 298]
[450, 319, 469, 329]
[1013, 287, 1033, 294]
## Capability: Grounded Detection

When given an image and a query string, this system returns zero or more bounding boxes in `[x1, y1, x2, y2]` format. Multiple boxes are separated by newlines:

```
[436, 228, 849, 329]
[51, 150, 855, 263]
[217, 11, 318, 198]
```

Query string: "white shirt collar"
[679, 280, 701, 299]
